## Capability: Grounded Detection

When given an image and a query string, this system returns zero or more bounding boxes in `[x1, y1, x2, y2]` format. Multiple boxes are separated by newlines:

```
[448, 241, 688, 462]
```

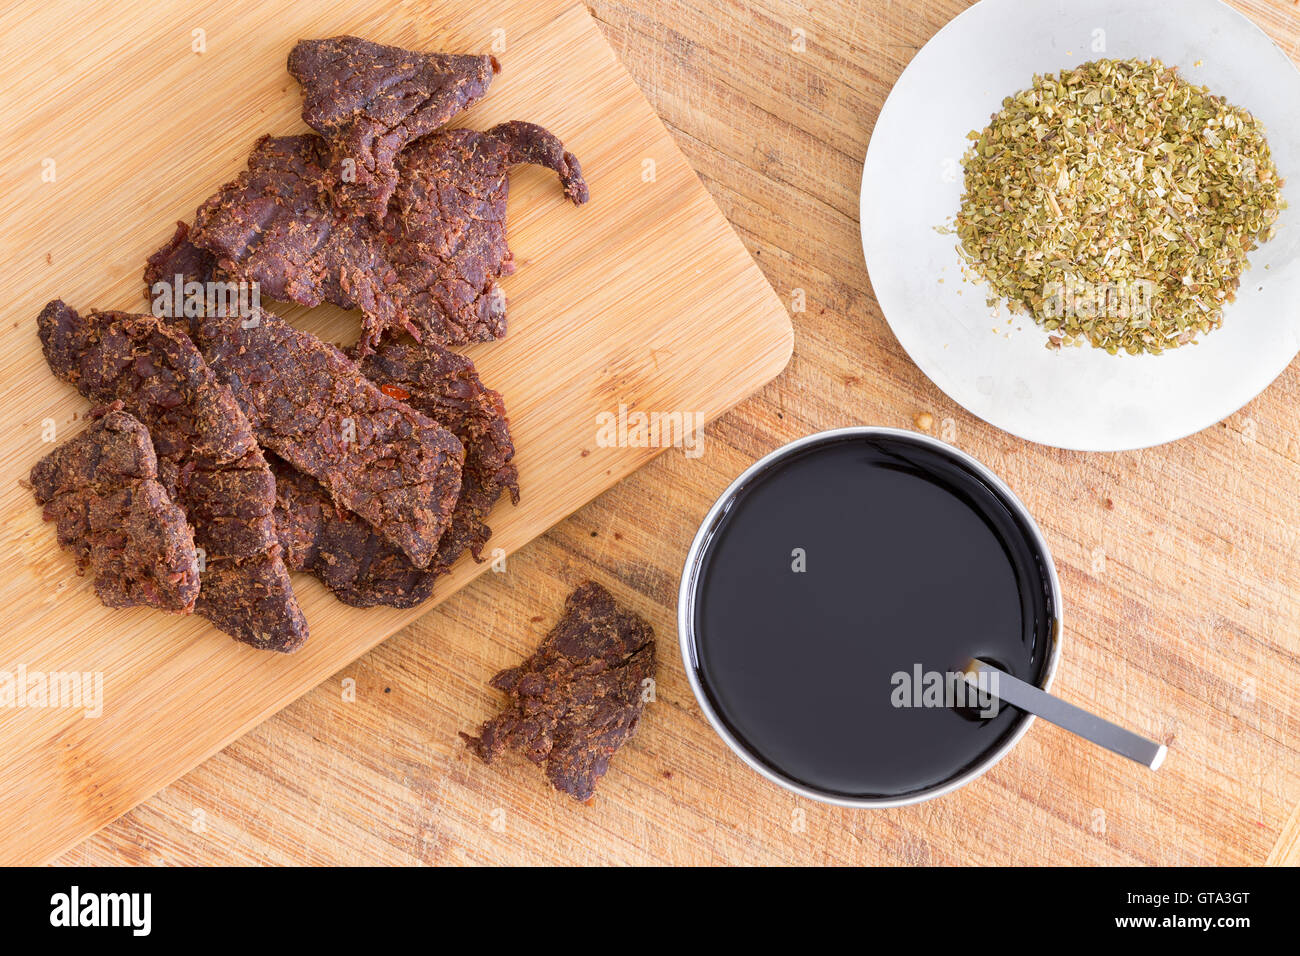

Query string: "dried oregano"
[953, 58, 1285, 354]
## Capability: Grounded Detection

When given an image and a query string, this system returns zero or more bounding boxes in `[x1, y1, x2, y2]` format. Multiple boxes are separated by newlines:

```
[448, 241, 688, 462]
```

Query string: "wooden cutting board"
[0, 0, 792, 864]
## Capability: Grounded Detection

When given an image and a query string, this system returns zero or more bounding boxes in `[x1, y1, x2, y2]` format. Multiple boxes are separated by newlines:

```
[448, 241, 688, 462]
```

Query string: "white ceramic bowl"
[861, 0, 1300, 451]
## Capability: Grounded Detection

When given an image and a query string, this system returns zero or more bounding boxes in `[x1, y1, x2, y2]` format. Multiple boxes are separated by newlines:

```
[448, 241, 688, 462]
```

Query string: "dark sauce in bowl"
[685, 432, 1057, 801]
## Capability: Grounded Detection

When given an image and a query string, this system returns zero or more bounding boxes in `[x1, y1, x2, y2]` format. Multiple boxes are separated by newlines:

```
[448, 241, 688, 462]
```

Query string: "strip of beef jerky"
[186, 121, 587, 355]
[144, 221, 217, 303]
[268, 452, 436, 609]
[379, 120, 588, 350]
[360, 341, 518, 569]
[268, 340, 519, 607]
[184, 137, 408, 348]
[30, 402, 200, 612]
[461, 581, 655, 802]
[38, 300, 307, 652]
[147, 224, 418, 604]
[287, 36, 498, 220]
[155, 295, 465, 569]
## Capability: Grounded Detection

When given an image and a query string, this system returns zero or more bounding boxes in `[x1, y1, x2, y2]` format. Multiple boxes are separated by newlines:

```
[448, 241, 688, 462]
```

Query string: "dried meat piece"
[147, 225, 465, 567]
[160, 299, 465, 569]
[30, 403, 200, 612]
[379, 120, 587, 349]
[187, 121, 587, 355]
[287, 36, 498, 220]
[461, 581, 655, 802]
[185, 137, 408, 347]
[144, 221, 218, 299]
[144, 227, 512, 602]
[267, 340, 517, 608]
[147, 225, 431, 604]
[361, 340, 517, 570]
[38, 300, 307, 652]
[269, 453, 436, 608]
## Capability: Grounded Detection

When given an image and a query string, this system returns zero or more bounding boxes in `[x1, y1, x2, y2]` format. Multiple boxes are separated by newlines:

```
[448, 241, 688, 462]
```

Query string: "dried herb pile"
[954, 58, 1285, 354]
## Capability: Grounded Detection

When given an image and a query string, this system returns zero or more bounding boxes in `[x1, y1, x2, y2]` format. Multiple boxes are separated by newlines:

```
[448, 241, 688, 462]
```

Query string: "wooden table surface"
[58, 0, 1300, 866]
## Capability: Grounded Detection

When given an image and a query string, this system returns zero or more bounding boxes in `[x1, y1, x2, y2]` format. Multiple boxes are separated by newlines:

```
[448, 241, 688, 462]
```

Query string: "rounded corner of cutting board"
[751, 291, 795, 386]
[769, 308, 796, 378]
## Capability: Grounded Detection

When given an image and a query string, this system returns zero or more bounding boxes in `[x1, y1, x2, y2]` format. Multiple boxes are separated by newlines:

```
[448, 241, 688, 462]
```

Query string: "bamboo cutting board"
[0, 0, 792, 864]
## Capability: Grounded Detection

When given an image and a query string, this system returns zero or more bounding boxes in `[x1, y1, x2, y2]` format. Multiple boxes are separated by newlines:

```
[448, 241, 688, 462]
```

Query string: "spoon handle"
[964, 660, 1166, 770]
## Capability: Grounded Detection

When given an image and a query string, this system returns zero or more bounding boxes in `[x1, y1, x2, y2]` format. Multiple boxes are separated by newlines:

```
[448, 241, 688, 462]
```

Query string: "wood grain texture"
[0, 0, 791, 864]
[29, 0, 1300, 866]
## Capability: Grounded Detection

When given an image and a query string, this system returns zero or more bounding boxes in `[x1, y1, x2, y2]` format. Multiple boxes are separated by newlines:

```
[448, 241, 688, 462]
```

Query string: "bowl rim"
[676, 426, 1064, 808]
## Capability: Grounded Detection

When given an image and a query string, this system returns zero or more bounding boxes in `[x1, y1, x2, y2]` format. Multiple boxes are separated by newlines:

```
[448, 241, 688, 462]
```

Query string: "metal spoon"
[963, 658, 1167, 770]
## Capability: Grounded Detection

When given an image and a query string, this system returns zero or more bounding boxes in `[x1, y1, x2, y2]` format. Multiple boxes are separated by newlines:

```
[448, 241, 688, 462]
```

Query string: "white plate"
[861, 0, 1300, 451]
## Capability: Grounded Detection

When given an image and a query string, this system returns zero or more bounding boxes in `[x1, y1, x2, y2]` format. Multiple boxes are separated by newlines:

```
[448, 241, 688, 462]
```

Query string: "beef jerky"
[287, 36, 498, 220]
[145, 228, 507, 597]
[30, 403, 200, 612]
[38, 300, 307, 652]
[384, 121, 588, 350]
[146, 224, 427, 604]
[185, 137, 408, 348]
[269, 453, 435, 608]
[461, 581, 655, 802]
[144, 221, 217, 298]
[361, 340, 517, 570]
[158, 297, 465, 569]
[187, 121, 587, 355]
[267, 340, 517, 608]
